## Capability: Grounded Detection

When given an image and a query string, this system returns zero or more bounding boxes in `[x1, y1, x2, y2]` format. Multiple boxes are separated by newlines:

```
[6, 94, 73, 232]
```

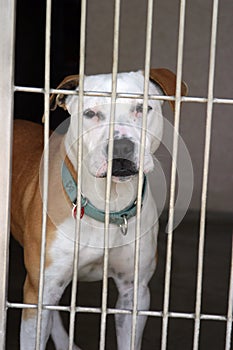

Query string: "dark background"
[14, 0, 81, 127]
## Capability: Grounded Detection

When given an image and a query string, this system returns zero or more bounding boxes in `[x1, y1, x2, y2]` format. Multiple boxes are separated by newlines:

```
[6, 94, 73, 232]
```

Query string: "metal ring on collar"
[119, 215, 128, 236]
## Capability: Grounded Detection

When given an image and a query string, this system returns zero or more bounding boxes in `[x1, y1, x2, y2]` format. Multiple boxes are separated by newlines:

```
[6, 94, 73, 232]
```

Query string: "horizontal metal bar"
[7, 302, 229, 322]
[200, 314, 227, 322]
[14, 86, 44, 94]
[213, 97, 233, 105]
[7, 302, 131, 315]
[14, 90, 233, 109]
[14, 85, 233, 105]
[139, 311, 228, 322]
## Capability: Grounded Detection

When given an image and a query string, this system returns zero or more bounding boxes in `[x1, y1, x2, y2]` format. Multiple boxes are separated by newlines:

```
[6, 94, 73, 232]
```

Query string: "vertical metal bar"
[68, 0, 87, 348]
[193, 1, 219, 349]
[130, 0, 154, 348]
[99, 0, 121, 348]
[225, 233, 233, 350]
[161, 1, 186, 349]
[0, 0, 16, 348]
[35, 0, 52, 348]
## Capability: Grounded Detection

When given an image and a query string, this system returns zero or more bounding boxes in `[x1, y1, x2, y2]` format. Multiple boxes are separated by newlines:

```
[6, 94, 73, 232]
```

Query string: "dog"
[11, 69, 187, 349]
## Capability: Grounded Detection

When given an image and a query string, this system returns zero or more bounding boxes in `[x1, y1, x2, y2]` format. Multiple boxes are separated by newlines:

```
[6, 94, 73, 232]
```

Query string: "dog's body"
[11, 69, 187, 349]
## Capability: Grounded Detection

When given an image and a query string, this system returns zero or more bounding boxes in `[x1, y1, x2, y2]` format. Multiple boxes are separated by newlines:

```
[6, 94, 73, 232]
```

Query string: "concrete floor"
[6, 212, 233, 349]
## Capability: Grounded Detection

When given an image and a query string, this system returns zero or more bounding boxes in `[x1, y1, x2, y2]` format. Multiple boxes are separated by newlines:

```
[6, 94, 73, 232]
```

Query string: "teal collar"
[62, 161, 147, 234]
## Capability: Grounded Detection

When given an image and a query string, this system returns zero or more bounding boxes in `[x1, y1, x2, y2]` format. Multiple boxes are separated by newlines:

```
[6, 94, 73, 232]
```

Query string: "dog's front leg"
[114, 278, 150, 350]
[21, 267, 73, 349]
[21, 309, 52, 349]
[20, 275, 53, 349]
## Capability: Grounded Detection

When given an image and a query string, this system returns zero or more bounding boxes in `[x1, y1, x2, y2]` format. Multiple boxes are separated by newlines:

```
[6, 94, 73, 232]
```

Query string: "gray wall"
[85, 0, 233, 214]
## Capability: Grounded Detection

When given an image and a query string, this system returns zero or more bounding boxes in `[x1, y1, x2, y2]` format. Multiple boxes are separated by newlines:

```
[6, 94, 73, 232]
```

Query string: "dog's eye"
[136, 104, 153, 114]
[84, 109, 96, 118]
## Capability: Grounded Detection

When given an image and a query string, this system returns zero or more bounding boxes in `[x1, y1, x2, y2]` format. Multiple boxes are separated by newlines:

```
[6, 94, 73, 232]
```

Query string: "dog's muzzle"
[106, 138, 138, 177]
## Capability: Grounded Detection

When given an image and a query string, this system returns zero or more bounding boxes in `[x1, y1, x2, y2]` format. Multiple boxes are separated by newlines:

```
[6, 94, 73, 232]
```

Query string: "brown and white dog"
[11, 69, 187, 349]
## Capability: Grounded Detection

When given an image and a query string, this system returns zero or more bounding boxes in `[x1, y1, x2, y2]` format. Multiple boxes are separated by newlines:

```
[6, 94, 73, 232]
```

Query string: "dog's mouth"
[112, 158, 138, 177]
[95, 158, 138, 180]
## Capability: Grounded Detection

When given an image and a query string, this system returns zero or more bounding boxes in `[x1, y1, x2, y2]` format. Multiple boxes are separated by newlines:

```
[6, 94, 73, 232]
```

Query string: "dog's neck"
[81, 169, 138, 212]
[64, 134, 138, 212]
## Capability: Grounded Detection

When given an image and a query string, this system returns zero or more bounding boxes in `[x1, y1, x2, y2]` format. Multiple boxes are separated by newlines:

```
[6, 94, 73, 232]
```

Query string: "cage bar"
[13, 85, 233, 107]
[130, 0, 154, 348]
[35, 0, 53, 348]
[99, 0, 121, 348]
[0, 0, 16, 349]
[193, 1, 219, 349]
[161, 1, 186, 349]
[67, 0, 87, 348]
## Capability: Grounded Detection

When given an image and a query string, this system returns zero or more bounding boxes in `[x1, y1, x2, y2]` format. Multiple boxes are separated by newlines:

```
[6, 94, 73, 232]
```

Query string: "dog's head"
[49, 69, 187, 182]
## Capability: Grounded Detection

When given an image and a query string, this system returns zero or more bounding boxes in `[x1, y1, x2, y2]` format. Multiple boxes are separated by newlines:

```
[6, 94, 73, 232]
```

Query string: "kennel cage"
[0, 0, 233, 349]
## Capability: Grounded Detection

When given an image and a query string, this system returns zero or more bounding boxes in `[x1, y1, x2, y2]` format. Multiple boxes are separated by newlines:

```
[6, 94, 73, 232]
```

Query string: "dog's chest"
[47, 188, 158, 285]
[48, 217, 134, 282]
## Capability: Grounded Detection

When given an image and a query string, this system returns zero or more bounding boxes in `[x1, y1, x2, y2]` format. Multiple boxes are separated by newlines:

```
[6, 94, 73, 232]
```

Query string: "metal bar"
[14, 85, 233, 106]
[130, 0, 154, 348]
[35, 0, 52, 348]
[68, 0, 87, 348]
[213, 97, 233, 105]
[14, 86, 44, 93]
[225, 233, 233, 350]
[161, 1, 186, 349]
[99, 1, 121, 348]
[6, 300, 230, 322]
[193, 1, 219, 349]
[0, 0, 16, 348]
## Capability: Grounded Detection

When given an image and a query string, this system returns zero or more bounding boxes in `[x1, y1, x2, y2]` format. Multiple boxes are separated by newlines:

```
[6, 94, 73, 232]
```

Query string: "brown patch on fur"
[149, 68, 188, 111]
[64, 154, 77, 184]
[11, 120, 73, 316]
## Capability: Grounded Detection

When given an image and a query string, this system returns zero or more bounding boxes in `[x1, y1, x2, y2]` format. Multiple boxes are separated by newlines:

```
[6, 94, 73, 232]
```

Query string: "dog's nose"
[106, 138, 138, 177]
[113, 138, 135, 159]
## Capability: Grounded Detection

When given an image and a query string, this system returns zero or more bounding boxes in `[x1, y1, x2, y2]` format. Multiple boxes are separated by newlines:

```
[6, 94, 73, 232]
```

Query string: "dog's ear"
[50, 74, 80, 111]
[42, 75, 79, 123]
[150, 68, 188, 111]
